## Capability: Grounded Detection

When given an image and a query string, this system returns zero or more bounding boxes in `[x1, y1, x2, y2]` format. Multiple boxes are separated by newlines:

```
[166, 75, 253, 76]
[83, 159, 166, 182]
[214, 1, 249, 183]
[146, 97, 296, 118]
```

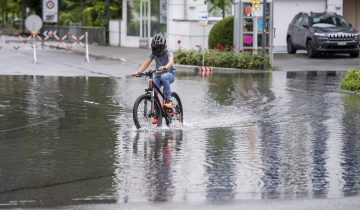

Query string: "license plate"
[337, 42, 347, 46]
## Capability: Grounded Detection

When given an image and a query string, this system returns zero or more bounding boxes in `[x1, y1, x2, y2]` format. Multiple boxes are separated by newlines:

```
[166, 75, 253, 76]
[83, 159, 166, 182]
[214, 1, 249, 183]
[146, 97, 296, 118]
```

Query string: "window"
[207, 2, 232, 18]
[310, 15, 349, 27]
[291, 14, 301, 24]
[150, 0, 167, 36]
[301, 15, 309, 27]
[295, 16, 303, 26]
[127, 0, 140, 36]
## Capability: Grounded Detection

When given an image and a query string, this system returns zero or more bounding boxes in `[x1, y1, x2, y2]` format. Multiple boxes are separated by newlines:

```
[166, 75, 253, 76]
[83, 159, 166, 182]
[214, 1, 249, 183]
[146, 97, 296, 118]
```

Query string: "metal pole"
[85, 32, 90, 62]
[233, 1, 240, 53]
[21, 0, 26, 35]
[253, 2, 257, 54]
[202, 25, 205, 66]
[32, 33, 37, 63]
[106, 0, 110, 44]
[262, 0, 267, 71]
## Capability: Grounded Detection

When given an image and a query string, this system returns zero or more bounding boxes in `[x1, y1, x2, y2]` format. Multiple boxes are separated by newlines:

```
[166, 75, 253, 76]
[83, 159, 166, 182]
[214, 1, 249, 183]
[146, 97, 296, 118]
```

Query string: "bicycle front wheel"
[133, 95, 162, 129]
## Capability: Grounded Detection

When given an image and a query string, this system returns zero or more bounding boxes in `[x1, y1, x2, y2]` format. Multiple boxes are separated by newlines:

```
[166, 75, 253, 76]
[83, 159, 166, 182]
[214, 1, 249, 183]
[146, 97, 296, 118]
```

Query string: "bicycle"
[132, 70, 183, 129]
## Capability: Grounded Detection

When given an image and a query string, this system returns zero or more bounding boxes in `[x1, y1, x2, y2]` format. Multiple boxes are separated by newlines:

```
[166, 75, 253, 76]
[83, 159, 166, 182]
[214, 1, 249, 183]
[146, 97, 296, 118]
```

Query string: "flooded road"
[0, 71, 359, 208]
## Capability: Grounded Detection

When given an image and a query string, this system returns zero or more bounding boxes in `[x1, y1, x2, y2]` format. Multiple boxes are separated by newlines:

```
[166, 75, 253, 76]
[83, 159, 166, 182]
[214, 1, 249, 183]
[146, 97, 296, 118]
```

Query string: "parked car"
[287, 12, 360, 58]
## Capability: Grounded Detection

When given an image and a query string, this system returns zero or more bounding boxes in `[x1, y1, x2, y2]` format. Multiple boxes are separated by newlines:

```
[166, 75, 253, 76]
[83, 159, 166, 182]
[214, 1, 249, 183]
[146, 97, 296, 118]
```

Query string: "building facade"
[116, 0, 222, 51]
[112, 0, 360, 53]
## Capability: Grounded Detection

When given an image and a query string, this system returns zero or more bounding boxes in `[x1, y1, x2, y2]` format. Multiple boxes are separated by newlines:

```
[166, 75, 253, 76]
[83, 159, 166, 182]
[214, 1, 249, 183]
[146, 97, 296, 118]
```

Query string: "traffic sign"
[43, 0, 58, 23]
[25, 15, 43, 32]
[46, 0, 55, 9]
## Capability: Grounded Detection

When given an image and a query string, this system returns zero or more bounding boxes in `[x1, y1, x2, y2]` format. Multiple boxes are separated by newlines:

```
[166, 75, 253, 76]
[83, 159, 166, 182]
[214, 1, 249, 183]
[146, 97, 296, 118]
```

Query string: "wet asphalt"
[1, 44, 360, 210]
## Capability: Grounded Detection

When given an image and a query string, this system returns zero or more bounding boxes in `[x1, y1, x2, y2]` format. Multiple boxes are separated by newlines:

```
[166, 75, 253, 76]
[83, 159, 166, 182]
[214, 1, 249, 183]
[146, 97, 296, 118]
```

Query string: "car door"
[292, 15, 304, 47]
[297, 15, 310, 48]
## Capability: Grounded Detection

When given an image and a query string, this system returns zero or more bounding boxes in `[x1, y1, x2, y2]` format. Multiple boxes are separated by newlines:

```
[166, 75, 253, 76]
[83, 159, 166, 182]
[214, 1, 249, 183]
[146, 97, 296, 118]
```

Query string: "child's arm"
[133, 58, 152, 75]
[159, 56, 174, 71]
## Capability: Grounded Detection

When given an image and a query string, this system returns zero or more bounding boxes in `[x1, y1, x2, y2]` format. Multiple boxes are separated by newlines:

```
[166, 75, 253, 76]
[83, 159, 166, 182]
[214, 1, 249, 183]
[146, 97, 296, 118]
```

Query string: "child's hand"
[159, 66, 166, 71]
[132, 72, 140, 76]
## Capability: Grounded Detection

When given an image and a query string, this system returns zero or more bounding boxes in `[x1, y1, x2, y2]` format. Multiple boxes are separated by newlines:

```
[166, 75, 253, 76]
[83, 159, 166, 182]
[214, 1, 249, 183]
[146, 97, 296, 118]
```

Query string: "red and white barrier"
[194, 66, 213, 77]
[0, 31, 90, 63]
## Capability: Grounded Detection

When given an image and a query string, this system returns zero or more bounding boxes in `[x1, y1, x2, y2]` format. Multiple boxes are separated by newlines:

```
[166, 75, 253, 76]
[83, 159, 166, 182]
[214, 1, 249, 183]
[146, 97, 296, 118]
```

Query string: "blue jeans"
[154, 71, 175, 100]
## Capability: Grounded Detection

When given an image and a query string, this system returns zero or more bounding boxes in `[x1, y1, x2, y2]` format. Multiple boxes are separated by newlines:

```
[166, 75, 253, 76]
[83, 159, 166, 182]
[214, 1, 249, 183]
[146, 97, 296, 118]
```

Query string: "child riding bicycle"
[133, 33, 176, 110]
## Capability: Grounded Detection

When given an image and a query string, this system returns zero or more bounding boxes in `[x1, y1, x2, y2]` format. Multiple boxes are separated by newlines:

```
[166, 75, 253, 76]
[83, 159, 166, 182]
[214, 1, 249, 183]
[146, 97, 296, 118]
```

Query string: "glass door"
[140, 0, 151, 48]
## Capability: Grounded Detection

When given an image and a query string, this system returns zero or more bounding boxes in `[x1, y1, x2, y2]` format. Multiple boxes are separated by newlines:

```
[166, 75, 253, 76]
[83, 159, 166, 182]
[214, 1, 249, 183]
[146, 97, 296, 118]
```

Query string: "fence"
[42, 25, 106, 45]
[0, 25, 106, 45]
[0, 31, 90, 63]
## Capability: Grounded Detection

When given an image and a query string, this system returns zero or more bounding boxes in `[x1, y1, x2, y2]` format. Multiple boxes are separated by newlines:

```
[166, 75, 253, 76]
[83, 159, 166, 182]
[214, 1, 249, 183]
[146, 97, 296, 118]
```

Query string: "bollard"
[195, 66, 212, 77]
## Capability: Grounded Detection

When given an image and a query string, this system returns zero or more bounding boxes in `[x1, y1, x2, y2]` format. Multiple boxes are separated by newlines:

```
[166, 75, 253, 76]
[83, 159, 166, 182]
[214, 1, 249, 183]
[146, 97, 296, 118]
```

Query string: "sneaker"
[163, 100, 173, 109]
[152, 118, 158, 124]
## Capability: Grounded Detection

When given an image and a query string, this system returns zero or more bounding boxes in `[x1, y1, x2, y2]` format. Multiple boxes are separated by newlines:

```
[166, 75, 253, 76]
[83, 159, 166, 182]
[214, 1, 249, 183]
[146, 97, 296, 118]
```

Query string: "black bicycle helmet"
[151, 34, 167, 57]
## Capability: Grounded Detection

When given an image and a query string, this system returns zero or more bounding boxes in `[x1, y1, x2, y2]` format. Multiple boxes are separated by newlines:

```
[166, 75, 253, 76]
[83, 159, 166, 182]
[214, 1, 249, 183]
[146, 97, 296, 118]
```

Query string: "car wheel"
[306, 40, 316, 58]
[350, 51, 359, 58]
[287, 37, 296, 54]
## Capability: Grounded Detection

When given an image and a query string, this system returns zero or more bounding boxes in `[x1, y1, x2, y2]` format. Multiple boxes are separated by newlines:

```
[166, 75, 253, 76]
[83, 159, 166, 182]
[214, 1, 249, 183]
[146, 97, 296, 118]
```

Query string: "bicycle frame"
[143, 71, 168, 122]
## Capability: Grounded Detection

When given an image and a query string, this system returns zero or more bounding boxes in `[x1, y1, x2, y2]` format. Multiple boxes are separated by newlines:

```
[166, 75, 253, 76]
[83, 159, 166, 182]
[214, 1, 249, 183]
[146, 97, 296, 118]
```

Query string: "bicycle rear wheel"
[133, 95, 162, 129]
[165, 92, 183, 126]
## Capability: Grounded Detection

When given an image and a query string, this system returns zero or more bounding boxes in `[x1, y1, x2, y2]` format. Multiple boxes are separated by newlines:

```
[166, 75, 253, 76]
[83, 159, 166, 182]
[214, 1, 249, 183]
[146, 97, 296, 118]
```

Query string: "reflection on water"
[205, 128, 236, 202]
[341, 94, 360, 196]
[0, 71, 360, 207]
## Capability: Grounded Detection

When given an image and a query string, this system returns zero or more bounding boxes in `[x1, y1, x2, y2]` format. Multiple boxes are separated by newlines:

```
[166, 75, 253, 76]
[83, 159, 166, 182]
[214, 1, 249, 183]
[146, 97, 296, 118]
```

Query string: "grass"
[340, 69, 360, 92]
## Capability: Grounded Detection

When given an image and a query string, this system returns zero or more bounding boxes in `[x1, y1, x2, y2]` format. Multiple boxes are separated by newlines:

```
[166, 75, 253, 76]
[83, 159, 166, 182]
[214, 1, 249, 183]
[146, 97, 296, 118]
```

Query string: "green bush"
[208, 16, 234, 50]
[174, 49, 271, 70]
[340, 69, 360, 92]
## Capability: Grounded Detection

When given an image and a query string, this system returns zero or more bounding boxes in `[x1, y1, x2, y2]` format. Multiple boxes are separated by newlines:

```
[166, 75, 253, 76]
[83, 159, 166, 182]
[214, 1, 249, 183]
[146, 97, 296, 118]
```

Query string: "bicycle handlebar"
[134, 69, 157, 78]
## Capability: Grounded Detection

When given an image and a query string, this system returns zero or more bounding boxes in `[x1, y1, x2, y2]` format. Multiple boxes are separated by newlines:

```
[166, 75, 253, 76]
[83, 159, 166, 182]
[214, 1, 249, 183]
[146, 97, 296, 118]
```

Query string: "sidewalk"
[74, 44, 360, 72]
[85, 45, 149, 65]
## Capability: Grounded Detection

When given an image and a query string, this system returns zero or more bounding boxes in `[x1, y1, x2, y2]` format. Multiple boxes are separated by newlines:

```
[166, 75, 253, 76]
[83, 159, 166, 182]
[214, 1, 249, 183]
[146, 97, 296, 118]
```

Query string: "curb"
[176, 64, 271, 73]
[340, 89, 360, 95]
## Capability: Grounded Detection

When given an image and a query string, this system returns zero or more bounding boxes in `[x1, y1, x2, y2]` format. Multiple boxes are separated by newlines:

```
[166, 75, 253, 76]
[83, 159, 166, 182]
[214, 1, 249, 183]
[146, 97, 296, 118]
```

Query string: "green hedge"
[340, 69, 360, 92]
[208, 16, 234, 50]
[174, 49, 271, 70]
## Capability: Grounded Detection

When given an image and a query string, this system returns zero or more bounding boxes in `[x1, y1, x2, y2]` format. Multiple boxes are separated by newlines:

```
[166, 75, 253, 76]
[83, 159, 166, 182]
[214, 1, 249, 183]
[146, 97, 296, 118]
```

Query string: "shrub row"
[174, 49, 271, 70]
[340, 69, 360, 92]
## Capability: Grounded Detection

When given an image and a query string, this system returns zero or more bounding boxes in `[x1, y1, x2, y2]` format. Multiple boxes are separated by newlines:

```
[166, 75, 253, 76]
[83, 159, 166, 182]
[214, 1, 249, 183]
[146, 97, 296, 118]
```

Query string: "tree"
[59, 0, 122, 27]
[0, 0, 122, 27]
[204, 0, 234, 18]
[0, 0, 22, 26]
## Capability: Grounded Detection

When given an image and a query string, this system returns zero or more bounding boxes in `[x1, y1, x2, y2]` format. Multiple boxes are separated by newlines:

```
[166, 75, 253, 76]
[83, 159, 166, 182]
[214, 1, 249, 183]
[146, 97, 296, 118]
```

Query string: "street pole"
[22, 0, 26, 34]
[262, 0, 267, 71]
[106, 0, 110, 44]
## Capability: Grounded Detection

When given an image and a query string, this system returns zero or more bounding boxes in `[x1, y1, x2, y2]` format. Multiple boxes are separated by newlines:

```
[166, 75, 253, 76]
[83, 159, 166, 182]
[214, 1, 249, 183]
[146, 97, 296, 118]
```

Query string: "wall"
[327, 0, 343, 15]
[109, 20, 121, 46]
[167, 0, 219, 50]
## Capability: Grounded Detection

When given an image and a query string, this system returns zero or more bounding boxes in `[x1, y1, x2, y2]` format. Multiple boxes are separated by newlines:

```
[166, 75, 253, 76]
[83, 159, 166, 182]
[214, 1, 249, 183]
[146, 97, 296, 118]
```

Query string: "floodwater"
[0, 71, 359, 208]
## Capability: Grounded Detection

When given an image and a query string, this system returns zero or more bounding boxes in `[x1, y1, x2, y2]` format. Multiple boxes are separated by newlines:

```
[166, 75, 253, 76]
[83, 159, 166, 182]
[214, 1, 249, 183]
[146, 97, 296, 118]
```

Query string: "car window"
[310, 15, 349, 27]
[336, 16, 350, 27]
[301, 15, 309, 27]
[295, 16, 303, 26]
[291, 15, 300, 24]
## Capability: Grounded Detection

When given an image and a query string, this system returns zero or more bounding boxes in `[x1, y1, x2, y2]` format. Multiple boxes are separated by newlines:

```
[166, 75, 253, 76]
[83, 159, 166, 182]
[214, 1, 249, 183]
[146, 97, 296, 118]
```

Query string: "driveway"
[273, 52, 360, 71]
